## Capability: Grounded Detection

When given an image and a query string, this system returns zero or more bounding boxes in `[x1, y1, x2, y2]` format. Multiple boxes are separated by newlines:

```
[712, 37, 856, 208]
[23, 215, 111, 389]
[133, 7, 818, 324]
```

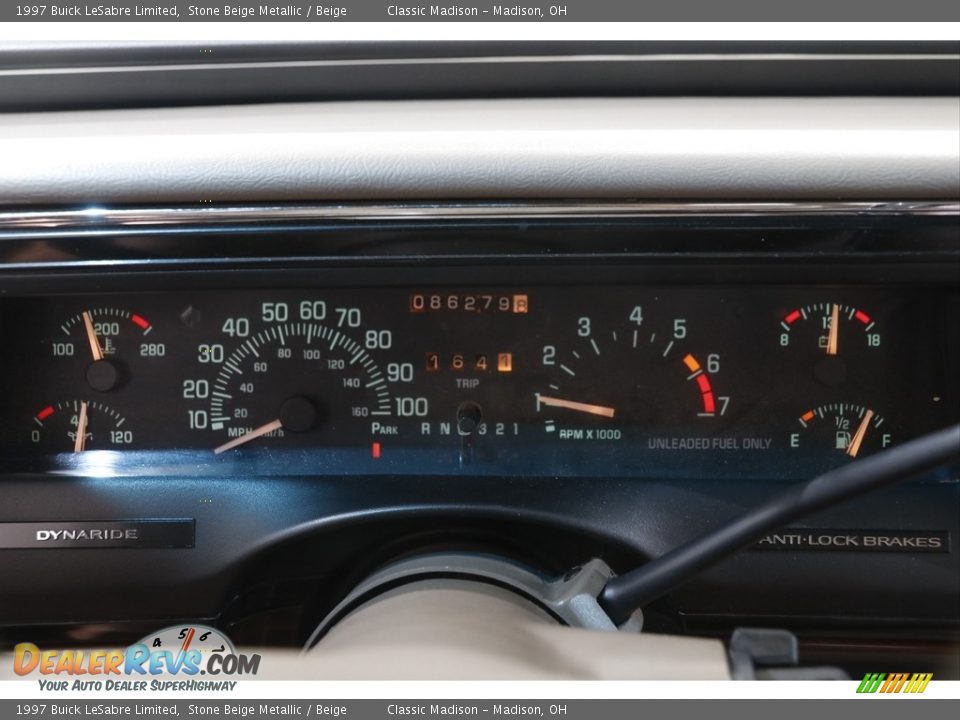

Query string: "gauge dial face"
[791, 403, 893, 459]
[534, 310, 726, 441]
[779, 302, 882, 387]
[30, 399, 131, 453]
[780, 302, 880, 352]
[142, 624, 235, 655]
[56, 307, 164, 393]
[136, 624, 235, 675]
[206, 322, 392, 453]
[774, 300, 908, 473]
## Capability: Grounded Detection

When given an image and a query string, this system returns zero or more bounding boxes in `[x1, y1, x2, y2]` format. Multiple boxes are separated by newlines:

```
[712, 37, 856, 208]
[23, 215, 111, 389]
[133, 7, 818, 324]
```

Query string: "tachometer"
[534, 305, 729, 442]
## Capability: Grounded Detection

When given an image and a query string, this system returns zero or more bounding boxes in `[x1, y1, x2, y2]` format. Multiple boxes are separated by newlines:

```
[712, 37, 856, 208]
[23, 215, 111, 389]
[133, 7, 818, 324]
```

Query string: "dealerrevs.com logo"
[856, 673, 933, 694]
[14, 625, 259, 692]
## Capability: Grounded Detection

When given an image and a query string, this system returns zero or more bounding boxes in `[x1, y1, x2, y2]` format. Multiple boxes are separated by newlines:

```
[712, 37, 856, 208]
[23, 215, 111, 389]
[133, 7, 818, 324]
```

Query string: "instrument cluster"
[0, 284, 956, 480]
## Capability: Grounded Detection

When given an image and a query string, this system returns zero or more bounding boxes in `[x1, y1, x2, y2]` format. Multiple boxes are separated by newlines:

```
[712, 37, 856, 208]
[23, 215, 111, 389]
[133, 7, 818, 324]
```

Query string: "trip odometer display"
[204, 320, 393, 454]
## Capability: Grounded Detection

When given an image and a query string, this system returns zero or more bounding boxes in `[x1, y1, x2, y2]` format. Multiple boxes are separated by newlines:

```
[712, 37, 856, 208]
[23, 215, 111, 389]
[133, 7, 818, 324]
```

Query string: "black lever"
[599, 424, 960, 626]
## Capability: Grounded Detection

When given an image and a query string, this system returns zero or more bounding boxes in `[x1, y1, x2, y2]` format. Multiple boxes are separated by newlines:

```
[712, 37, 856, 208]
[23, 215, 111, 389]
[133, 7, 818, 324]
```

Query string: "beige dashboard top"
[1, 97, 957, 204]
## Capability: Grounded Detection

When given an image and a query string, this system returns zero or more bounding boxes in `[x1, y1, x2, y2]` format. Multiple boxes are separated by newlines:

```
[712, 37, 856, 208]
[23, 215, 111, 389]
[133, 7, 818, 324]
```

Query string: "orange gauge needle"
[537, 394, 616, 418]
[826, 303, 840, 356]
[213, 418, 283, 455]
[82, 311, 105, 361]
[73, 401, 89, 453]
[846, 409, 874, 458]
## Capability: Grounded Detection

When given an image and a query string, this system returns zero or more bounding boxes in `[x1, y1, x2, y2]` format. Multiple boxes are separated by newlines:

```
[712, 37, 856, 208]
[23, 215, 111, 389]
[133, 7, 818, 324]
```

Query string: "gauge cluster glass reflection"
[0, 286, 954, 481]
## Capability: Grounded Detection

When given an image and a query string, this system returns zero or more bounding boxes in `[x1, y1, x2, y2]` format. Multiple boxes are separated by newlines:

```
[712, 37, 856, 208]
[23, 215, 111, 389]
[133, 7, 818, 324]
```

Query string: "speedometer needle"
[213, 418, 283, 455]
[73, 401, 89, 453]
[82, 311, 105, 362]
[826, 303, 840, 356]
[846, 409, 874, 458]
[537, 394, 616, 418]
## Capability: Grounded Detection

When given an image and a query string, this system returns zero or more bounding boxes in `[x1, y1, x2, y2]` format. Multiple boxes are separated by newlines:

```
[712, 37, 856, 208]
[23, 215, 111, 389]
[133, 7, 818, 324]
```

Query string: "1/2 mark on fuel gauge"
[790, 403, 892, 459]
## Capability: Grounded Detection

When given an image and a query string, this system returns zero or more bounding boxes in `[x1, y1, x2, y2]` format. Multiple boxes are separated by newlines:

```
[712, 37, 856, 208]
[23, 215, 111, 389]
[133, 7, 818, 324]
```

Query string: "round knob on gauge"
[279, 396, 318, 433]
[457, 402, 483, 436]
[86, 359, 120, 392]
[212, 396, 320, 455]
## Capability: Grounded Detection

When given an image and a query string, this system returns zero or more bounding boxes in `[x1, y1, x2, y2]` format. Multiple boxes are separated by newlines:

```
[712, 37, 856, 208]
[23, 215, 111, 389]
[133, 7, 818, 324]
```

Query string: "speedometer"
[177, 299, 397, 456]
[203, 320, 392, 454]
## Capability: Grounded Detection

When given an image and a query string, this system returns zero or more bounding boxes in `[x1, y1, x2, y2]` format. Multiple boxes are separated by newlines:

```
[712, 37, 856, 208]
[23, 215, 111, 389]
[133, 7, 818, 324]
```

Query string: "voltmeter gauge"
[779, 302, 880, 352]
[789, 403, 893, 459]
[778, 302, 884, 387]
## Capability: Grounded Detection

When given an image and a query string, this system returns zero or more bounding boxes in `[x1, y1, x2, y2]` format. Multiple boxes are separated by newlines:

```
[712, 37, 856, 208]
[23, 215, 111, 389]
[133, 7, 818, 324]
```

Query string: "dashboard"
[0, 41, 958, 679]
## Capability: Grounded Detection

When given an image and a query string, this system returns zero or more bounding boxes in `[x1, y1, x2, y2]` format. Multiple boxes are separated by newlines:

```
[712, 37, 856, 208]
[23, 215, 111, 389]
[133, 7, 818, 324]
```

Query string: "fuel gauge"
[789, 403, 893, 459]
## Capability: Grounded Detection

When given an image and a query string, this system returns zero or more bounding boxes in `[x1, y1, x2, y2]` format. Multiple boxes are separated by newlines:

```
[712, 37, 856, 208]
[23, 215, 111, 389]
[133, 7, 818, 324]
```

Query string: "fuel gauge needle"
[826, 303, 840, 356]
[82, 311, 105, 362]
[213, 418, 283, 455]
[846, 409, 874, 458]
[73, 401, 89, 453]
[537, 394, 616, 418]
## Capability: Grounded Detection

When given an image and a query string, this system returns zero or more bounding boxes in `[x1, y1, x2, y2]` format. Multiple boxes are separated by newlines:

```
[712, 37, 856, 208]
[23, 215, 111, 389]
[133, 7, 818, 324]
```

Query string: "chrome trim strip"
[0, 201, 957, 231]
[4, 54, 955, 78]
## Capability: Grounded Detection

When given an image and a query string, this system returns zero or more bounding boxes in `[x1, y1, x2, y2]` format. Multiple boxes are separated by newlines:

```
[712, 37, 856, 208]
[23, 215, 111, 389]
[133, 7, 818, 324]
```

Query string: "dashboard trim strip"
[5, 54, 957, 78]
[0, 201, 957, 231]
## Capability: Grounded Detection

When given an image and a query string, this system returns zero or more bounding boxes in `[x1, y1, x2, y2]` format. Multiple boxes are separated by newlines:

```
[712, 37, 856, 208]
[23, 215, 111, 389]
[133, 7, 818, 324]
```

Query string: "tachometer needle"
[213, 418, 283, 455]
[73, 401, 89, 453]
[82, 311, 105, 362]
[846, 409, 874, 458]
[537, 394, 616, 418]
[826, 303, 840, 356]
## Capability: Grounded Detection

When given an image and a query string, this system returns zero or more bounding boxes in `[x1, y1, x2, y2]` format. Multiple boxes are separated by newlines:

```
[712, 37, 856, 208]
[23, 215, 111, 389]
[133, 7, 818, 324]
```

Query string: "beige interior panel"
[1, 97, 957, 204]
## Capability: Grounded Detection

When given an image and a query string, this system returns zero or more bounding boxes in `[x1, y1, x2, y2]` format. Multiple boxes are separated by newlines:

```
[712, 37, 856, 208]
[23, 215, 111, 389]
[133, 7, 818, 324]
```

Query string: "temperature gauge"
[54, 307, 165, 392]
